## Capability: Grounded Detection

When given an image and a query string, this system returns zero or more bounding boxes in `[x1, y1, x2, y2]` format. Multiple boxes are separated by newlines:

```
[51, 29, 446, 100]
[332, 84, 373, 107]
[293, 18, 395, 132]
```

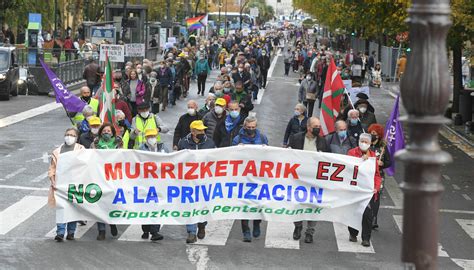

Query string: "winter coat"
[288, 131, 329, 152]
[178, 133, 216, 150]
[173, 113, 201, 147]
[326, 133, 357, 155]
[202, 110, 227, 138]
[213, 114, 245, 147]
[232, 128, 268, 145]
[283, 116, 308, 145]
[348, 147, 382, 197]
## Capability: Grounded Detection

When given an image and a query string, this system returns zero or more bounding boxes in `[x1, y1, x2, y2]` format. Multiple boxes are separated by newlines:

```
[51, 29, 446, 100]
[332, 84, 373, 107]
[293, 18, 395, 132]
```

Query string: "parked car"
[0, 46, 19, 100]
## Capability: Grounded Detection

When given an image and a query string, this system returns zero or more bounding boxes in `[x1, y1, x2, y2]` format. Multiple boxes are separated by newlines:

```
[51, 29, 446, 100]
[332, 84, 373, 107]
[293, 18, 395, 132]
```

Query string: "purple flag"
[40, 59, 86, 113]
[384, 95, 405, 176]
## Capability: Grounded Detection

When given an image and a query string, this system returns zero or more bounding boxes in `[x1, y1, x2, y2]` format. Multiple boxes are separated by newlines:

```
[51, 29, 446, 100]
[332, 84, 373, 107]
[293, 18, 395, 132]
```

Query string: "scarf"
[225, 115, 241, 133]
[97, 138, 116, 149]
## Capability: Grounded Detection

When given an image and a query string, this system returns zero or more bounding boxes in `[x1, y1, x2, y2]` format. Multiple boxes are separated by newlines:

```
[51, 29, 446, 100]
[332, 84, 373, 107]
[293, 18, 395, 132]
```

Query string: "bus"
[208, 12, 254, 31]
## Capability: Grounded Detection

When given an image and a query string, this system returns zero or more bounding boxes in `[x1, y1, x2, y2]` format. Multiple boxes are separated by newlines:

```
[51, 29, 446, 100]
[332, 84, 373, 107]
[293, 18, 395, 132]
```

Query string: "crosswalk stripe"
[0, 196, 47, 235]
[118, 225, 151, 242]
[264, 221, 300, 249]
[332, 222, 375, 253]
[455, 219, 474, 239]
[195, 220, 234, 246]
[392, 215, 449, 257]
[45, 222, 95, 239]
[451, 258, 474, 270]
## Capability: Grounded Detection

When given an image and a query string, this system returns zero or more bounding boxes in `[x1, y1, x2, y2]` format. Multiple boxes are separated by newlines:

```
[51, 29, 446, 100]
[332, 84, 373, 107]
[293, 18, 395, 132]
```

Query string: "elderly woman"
[283, 103, 308, 147]
[77, 105, 95, 135]
[126, 69, 146, 117]
[48, 127, 85, 242]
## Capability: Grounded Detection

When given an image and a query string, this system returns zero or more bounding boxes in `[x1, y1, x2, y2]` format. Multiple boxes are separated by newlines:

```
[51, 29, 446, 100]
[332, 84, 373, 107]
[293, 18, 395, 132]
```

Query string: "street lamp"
[397, 0, 452, 269]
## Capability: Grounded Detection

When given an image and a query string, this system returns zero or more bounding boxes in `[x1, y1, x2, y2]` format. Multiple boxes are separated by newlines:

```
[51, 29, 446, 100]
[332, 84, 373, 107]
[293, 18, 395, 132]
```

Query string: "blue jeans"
[57, 222, 77, 236]
[186, 222, 207, 234]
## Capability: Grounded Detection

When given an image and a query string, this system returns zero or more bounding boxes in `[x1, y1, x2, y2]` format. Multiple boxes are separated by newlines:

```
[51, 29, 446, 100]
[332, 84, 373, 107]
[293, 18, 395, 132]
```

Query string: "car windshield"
[0, 51, 9, 72]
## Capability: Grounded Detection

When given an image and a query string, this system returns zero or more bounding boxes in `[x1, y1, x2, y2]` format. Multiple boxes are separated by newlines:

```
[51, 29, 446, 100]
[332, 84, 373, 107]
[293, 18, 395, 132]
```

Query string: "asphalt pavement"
[0, 52, 472, 270]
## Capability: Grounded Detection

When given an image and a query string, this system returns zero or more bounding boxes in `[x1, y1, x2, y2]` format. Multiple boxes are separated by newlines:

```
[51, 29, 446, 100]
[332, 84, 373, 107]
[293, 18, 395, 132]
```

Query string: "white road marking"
[0, 184, 49, 191]
[384, 176, 403, 208]
[442, 174, 451, 181]
[45, 221, 95, 238]
[332, 222, 375, 253]
[118, 225, 150, 242]
[0, 196, 47, 235]
[0, 102, 61, 128]
[462, 194, 472, 201]
[195, 220, 233, 246]
[452, 184, 461, 190]
[254, 88, 266, 105]
[265, 221, 300, 249]
[451, 258, 474, 269]
[31, 172, 48, 183]
[392, 215, 449, 257]
[5, 168, 27, 180]
[186, 245, 210, 270]
[268, 48, 281, 78]
[456, 219, 474, 239]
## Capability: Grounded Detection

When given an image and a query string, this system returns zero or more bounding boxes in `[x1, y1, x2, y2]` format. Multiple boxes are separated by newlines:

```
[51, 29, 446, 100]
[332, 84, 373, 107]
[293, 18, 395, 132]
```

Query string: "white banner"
[55, 146, 375, 230]
[99, 44, 125, 62]
[347, 86, 370, 104]
[125, 43, 145, 57]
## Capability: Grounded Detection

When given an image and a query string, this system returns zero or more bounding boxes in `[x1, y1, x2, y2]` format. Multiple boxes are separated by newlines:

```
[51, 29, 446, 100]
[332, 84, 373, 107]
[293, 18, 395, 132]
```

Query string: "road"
[0, 52, 473, 270]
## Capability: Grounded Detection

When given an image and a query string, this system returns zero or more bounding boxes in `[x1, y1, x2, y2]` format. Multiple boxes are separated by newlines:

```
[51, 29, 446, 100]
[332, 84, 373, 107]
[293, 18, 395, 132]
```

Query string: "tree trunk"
[451, 43, 462, 113]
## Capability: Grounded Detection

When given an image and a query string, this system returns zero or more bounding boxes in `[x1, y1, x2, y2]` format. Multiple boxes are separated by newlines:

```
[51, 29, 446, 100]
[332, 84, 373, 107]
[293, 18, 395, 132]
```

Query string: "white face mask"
[147, 137, 157, 146]
[187, 108, 196, 116]
[359, 107, 367, 114]
[140, 111, 150, 118]
[64, 135, 76, 146]
[359, 142, 370, 152]
[214, 106, 224, 115]
[238, 68, 243, 73]
[91, 128, 99, 135]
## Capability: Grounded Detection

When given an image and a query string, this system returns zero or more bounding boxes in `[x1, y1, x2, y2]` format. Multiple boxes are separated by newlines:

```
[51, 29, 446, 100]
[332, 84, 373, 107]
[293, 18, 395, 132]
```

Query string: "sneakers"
[349, 235, 357, 242]
[54, 235, 64, 242]
[252, 224, 261, 238]
[243, 232, 252, 242]
[110, 225, 118, 237]
[141, 232, 149, 239]
[293, 226, 302, 240]
[361, 240, 371, 247]
[304, 233, 313, 244]
[78, 221, 87, 226]
[150, 233, 164, 241]
[186, 233, 197, 244]
[97, 231, 106, 241]
[197, 224, 206, 240]
[66, 233, 75, 240]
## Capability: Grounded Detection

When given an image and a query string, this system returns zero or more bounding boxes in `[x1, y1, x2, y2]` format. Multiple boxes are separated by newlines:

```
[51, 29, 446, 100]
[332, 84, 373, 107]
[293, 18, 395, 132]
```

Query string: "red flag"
[320, 58, 345, 135]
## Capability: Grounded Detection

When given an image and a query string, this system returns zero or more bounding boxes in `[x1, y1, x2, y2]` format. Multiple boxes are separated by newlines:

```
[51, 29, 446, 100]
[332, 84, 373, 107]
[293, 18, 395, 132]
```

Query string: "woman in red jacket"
[347, 133, 382, 247]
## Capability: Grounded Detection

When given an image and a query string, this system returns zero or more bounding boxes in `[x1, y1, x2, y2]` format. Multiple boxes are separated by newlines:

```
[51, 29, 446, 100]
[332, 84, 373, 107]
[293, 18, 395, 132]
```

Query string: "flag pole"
[59, 100, 77, 126]
[343, 87, 366, 133]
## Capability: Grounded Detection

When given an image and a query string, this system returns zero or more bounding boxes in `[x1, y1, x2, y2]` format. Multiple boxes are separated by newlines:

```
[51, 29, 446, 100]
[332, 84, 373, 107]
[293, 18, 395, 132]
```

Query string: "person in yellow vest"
[130, 102, 169, 149]
[70, 86, 99, 126]
[116, 110, 133, 149]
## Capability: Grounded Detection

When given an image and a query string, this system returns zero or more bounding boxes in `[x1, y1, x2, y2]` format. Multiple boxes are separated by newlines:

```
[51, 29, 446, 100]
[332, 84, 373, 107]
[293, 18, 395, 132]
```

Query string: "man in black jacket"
[288, 116, 330, 244]
[257, 50, 271, 88]
[213, 101, 244, 147]
[172, 100, 200, 150]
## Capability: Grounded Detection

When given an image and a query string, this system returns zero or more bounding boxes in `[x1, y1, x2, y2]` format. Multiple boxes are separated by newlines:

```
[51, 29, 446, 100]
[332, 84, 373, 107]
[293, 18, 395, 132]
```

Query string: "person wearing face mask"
[367, 124, 391, 230]
[48, 128, 85, 242]
[177, 120, 216, 243]
[138, 128, 167, 241]
[232, 64, 251, 91]
[283, 47, 293, 76]
[356, 100, 377, 131]
[91, 123, 122, 240]
[199, 93, 216, 118]
[283, 103, 308, 147]
[195, 54, 211, 96]
[346, 109, 364, 142]
[326, 120, 357, 154]
[130, 103, 169, 150]
[79, 116, 101, 149]
[76, 105, 95, 135]
[231, 81, 254, 119]
[286, 117, 329, 243]
[126, 69, 146, 117]
[116, 110, 133, 149]
[154, 61, 173, 111]
[173, 100, 201, 150]
[113, 86, 133, 124]
[299, 73, 318, 117]
[202, 98, 227, 139]
[213, 101, 244, 147]
[257, 50, 270, 88]
[146, 71, 161, 114]
[347, 133, 382, 247]
[231, 116, 268, 242]
[70, 86, 98, 127]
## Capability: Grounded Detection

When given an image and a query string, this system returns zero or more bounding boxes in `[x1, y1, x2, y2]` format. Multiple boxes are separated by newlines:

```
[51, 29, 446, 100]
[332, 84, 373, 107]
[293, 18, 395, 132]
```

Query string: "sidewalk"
[381, 82, 474, 156]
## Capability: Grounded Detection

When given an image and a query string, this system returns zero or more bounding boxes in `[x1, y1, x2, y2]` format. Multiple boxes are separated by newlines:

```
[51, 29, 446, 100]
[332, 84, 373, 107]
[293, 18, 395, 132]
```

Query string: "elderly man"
[178, 120, 216, 243]
[79, 116, 101, 149]
[214, 100, 244, 147]
[347, 133, 382, 247]
[232, 116, 268, 242]
[288, 116, 330, 244]
[347, 109, 364, 142]
[326, 120, 357, 154]
[173, 100, 201, 150]
[202, 98, 227, 138]
[70, 86, 98, 127]
[199, 93, 216, 117]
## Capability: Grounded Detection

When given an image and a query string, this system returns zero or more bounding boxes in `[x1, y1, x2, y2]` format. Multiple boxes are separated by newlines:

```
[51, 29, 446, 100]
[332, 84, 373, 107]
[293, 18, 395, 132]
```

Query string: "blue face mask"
[229, 111, 240, 119]
[350, 119, 358, 126]
[338, 130, 347, 139]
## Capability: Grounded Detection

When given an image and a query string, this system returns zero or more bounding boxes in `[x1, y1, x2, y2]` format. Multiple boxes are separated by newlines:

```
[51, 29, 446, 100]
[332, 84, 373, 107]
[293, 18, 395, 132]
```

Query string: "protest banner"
[125, 43, 145, 57]
[347, 86, 370, 104]
[91, 26, 116, 45]
[99, 44, 125, 62]
[55, 146, 375, 230]
[343, 80, 352, 91]
[167, 37, 177, 44]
